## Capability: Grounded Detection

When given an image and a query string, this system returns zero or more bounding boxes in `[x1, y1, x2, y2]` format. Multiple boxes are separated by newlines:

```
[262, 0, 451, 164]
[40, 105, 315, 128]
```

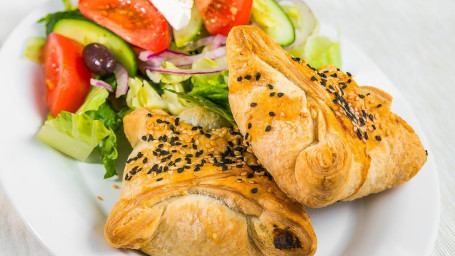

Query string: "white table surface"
[0, 0, 453, 255]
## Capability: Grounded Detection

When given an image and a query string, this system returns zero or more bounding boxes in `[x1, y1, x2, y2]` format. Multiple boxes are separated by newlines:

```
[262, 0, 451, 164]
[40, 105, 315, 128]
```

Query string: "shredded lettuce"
[84, 101, 122, 179]
[24, 37, 46, 64]
[303, 35, 341, 69]
[189, 57, 231, 112]
[161, 83, 194, 115]
[36, 111, 111, 161]
[76, 87, 110, 114]
[146, 61, 190, 84]
[99, 132, 118, 179]
[165, 89, 234, 126]
[126, 77, 168, 110]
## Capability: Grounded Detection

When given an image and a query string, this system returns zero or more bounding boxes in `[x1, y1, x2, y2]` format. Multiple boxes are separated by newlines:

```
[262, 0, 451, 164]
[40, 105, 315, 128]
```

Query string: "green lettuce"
[161, 83, 194, 115]
[126, 77, 168, 110]
[99, 132, 118, 179]
[24, 37, 45, 63]
[76, 87, 110, 114]
[36, 111, 111, 161]
[302, 35, 341, 69]
[146, 61, 190, 84]
[189, 57, 231, 112]
[165, 89, 234, 126]
[85, 102, 122, 178]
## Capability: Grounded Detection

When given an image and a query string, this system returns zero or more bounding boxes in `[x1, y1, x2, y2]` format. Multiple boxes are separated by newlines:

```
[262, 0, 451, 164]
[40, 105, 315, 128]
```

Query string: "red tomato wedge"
[44, 33, 92, 117]
[195, 0, 253, 36]
[79, 0, 170, 53]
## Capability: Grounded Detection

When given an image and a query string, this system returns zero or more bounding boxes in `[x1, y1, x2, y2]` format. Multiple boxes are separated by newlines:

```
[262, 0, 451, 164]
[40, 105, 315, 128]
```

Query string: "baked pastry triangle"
[105, 108, 317, 256]
[226, 26, 427, 208]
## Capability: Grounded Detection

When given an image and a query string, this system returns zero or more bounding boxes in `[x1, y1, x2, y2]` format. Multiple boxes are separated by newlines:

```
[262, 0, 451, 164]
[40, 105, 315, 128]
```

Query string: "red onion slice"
[138, 49, 189, 62]
[144, 64, 227, 75]
[181, 35, 227, 52]
[170, 47, 226, 67]
[114, 64, 129, 98]
[90, 78, 113, 92]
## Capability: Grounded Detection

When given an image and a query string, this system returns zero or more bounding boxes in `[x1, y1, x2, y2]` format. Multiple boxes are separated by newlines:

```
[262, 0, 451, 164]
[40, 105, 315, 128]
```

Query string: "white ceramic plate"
[0, 2, 440, 256]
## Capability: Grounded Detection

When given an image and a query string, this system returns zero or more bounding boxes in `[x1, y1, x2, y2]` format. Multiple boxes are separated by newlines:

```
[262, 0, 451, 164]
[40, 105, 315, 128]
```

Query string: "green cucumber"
[51, 17, 137, 76]
[173, 5, 203, 48]
[251, 0, 295, 47]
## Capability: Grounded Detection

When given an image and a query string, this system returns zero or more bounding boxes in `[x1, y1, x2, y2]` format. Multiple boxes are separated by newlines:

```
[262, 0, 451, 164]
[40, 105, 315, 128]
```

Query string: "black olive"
[83, 43, 117, 75]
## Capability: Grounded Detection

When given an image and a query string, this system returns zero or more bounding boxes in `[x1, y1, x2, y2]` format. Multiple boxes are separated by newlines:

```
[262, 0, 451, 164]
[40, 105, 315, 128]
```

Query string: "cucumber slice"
[251, 0, 295, 47]
[52, 19, 137, 76]
[173, 4, 203, 48]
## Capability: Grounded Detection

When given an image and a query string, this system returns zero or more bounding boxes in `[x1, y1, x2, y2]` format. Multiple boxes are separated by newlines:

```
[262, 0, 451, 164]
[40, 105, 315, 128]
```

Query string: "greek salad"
[25, 0, 341, 178]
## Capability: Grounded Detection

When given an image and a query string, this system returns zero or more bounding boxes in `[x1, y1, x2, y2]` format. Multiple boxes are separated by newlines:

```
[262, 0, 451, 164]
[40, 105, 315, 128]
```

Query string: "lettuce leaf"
[76, 86, 110, 114]
[99, 132, 118, 179]
[24, 37, 45, 64]
[161, 83, 194, 115]
[36, 111, 111, 161]
[302, 35, 341, 69]
[165, 89, 235, 126]
[146, 61, 191, 84]
[126, 77, 168, 110]
[85, 102, 122, 178]
[189, 57, 231, 112]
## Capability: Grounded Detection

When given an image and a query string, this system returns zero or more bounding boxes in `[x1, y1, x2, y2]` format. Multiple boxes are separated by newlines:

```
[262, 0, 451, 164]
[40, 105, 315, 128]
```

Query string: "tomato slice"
[44, 33, 92, 117]
[79, 0, 170, 53]
[195, 0, 253, 36]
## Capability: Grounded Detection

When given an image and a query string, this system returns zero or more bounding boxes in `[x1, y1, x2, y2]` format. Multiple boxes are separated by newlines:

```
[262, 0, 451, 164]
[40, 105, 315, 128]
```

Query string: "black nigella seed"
[244, 75, 252, 80]
[369, 114, 374, 121]
[359, 94, 365, 99]
[156, 177, 163, 182]
[362, 110, 367, 118]
[177, 168, 184, 173]
[425, 150, 428, 156]
[269, 112, 275, 116]
[142, 157, 148, 164]
[129, 170, 136, 175]
[255, 72, 261, 81]
[372, 124, 376, 130]
[174, 117, 180, 126]
[156, 119, 163, 123]
[347, 79, 352, 83]
[270, 92, 276, 97]
[141, 135, 147, 141]
[148, 134, 154, 141]
[247, 173, 254, 178]
[248, 123, 252, 129]
[268, 84, 274, 89]
[265, 125, 272, 132]
[237, 76, 242, 82]
[251, 188, 258, 193]
[204, 133, 211, 138]
[377, 104, 382, 108]
[245, 133, 249, 140]
[137, 152, 143, 158]
[147, 113, 152, 117]
[250, 102, 257, 107]
[347, 72, 352, 77]
[364, 132, 369, 140]
[291, 57, 301, 62]
[321, 79, 327, 87]
[356, 129, 363, 140]
[375, 136, 382, 141]
[311, 76, 318, 81]
[277, 93, 284, 97]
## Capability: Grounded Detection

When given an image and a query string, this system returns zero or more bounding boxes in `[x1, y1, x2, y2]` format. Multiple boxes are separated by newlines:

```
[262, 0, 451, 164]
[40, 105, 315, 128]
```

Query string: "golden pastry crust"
[105, 108, 317, 256]
[226, 26, 427, 208]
